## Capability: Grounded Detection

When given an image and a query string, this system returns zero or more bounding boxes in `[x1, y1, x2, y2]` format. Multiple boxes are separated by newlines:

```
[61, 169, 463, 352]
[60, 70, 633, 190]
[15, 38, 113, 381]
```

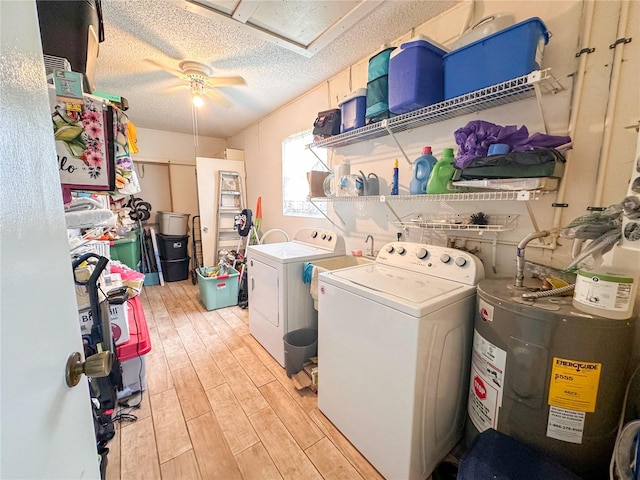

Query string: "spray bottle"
[426, 148, 456, 194]
[409, 146, 438, 195]
[391, 159, 399, 195]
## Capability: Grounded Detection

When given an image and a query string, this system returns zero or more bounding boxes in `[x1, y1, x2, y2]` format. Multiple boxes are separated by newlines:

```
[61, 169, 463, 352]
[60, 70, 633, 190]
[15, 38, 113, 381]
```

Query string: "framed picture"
[50, 90, 116, 191]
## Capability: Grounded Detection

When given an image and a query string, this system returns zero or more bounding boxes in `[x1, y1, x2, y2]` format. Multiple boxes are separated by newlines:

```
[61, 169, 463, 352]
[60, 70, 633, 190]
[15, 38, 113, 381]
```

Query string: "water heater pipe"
[521, 283, 575, 299]
[515, 230, 551, 287]
[551, 0, 596, 244]
[593, 0, 630, 207]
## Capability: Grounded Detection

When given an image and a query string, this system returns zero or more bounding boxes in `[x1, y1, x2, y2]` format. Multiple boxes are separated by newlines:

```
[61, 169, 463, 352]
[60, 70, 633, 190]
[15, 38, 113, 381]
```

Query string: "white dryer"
[318, 242, 484, 480]
[247, 228, 345, 366]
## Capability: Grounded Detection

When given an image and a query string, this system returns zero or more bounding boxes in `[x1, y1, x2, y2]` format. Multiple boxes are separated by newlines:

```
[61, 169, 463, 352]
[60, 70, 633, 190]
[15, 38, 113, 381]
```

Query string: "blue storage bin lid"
[338, 87, 367, 106]
[396, 37, 448, 57]
[443, 17, 549, 58]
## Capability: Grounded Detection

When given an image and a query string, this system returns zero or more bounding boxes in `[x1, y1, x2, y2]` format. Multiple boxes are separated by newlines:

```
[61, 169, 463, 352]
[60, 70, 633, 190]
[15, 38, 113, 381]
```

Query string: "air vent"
[43, 55, 71, 76]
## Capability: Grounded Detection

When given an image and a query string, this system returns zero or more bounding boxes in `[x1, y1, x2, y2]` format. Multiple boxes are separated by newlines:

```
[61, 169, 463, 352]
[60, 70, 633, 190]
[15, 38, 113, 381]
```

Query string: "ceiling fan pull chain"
[192, 105, 199, 148]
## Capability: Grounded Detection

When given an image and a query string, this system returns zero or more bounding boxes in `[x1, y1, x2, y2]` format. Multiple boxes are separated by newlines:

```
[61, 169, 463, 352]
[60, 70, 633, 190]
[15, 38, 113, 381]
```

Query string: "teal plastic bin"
[197, 266, 239, 310]
[110, 230, 140, 269]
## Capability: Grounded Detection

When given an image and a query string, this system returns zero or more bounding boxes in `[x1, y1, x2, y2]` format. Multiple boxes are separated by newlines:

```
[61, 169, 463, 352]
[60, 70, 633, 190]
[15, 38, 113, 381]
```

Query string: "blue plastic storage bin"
[443, 17, 549, 99]
[339, 88, 367, 133]
[388, 38, 446, 114]
[197, 266, 239, 310]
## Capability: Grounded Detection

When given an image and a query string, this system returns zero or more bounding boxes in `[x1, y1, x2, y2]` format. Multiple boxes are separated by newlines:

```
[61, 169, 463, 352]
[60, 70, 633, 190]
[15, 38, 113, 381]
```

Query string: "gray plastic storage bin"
[283, 328, 317, 377]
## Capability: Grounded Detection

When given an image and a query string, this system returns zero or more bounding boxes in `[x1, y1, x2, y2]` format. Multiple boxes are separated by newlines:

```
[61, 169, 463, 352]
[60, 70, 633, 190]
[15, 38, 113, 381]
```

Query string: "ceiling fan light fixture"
[192, 94, 204, 107]
[190, 78, 206, 107]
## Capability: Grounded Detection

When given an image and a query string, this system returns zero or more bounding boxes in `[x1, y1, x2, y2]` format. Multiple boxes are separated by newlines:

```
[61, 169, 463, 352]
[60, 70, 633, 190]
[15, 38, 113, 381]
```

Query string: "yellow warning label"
[65, 101, 82, 112]
[548, 357, 601, 412]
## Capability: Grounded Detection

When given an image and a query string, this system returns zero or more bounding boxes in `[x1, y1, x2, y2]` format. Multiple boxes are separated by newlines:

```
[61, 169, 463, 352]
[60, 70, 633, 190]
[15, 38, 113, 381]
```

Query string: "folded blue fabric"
[302, 262, 314, 284]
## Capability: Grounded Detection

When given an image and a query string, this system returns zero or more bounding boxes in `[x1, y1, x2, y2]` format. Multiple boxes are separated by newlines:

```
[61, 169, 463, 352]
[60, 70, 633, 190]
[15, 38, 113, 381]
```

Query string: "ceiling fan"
[145, 59, 246, 108]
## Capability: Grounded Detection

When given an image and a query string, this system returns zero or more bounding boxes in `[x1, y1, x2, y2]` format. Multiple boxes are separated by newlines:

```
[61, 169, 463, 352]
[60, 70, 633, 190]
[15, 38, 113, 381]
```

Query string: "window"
[282, 129, 328, 217]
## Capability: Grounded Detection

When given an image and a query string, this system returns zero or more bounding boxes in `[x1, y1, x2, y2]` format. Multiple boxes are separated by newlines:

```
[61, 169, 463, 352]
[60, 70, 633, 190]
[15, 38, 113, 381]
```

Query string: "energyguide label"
[548, 357, 601, 413]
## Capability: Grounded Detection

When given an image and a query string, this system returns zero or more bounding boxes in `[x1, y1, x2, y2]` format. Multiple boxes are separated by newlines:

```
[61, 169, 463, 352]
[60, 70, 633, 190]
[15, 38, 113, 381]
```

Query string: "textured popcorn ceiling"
[95, 0, 457, 139]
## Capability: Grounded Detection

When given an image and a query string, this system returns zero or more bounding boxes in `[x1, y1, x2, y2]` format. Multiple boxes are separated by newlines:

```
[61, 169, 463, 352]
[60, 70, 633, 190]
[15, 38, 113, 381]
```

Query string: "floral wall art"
[51, 93, 115, 191]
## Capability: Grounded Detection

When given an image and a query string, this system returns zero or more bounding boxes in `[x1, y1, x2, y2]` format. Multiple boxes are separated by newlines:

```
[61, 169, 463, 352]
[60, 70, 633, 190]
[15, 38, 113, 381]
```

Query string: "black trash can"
[283, 328, 317, 378]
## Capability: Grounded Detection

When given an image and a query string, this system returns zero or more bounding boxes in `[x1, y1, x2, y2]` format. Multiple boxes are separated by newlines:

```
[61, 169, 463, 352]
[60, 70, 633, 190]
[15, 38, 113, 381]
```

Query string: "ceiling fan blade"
[204, 88, 232, 108]
[158, 84, 190, 96]
[207, 76, 246, 87]
[143, 58, 185, 79]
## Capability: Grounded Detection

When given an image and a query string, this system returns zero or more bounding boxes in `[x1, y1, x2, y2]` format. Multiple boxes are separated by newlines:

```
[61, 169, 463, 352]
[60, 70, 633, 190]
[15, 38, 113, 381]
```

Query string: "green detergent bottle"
[426, 148, 456, 194]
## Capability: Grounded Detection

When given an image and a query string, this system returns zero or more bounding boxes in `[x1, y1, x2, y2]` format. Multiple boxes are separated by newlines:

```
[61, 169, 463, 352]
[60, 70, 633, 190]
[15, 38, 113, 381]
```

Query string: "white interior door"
[1, 2, 99, 477]
[195, 157, 246, 266]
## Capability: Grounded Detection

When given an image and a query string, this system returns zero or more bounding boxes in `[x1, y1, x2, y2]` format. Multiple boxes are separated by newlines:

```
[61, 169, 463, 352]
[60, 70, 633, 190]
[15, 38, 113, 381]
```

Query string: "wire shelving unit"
[309, 69, 564, 151]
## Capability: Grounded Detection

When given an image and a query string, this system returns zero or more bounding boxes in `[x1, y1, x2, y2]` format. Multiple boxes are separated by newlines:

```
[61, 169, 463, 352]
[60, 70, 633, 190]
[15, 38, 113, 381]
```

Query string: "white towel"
[310, 265, 327, 311]
[65, 209, 115, 229]
[65, 197, 106, 212]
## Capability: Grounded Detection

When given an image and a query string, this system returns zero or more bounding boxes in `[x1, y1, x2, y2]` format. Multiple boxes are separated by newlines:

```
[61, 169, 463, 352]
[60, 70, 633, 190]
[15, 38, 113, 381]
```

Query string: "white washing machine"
[247, 228, 345, 366]
[318, 242, 484, 480]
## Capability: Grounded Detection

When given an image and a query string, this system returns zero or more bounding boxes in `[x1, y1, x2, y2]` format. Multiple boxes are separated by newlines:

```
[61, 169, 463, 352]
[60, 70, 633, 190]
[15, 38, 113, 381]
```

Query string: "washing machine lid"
[324, 263, 475, 316]
[247, 241, 339, 263]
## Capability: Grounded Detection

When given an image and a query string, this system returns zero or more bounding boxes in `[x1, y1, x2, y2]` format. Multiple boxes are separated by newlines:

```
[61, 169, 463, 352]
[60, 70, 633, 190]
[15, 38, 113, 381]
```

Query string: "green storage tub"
[110, 230, 141, 270]
[197, 266, 239, 310]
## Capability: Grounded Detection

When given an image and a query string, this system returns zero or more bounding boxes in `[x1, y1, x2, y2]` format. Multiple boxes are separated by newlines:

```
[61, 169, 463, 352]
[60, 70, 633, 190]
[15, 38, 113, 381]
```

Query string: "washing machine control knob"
[440, 254, 451, 263]
[455, 256, 467, 267]
[321, 234, 327, 240]
[416, 248, 428, 259]
[311, 231, 318, 238]
[386, 245, 395, 253]
[327, 235, 332, 241]
[397, 246, 406, 255]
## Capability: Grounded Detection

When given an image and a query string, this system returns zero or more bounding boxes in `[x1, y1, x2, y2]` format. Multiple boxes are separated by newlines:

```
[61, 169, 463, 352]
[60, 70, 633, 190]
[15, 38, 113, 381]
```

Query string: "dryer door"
[249, 257, 279, 327]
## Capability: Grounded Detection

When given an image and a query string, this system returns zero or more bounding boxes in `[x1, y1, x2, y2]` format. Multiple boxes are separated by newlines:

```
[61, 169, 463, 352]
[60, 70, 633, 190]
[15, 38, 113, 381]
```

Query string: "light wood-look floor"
[106, 279, 386, 480]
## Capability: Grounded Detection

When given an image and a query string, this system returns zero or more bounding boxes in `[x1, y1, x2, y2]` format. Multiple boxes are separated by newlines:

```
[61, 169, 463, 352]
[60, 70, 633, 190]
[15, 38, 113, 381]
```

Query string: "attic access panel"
[183, 0, 383, 57]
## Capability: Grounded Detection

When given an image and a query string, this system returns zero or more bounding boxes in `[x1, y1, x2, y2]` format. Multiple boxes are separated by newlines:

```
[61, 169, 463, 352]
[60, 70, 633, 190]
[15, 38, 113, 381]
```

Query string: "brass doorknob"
[65, 351, 112, 387]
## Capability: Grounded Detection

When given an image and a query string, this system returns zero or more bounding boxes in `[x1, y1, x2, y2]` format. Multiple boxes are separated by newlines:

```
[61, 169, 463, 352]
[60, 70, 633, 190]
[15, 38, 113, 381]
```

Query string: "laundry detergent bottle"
[426, 148, 456, 194]
[409, 146, 438, 194]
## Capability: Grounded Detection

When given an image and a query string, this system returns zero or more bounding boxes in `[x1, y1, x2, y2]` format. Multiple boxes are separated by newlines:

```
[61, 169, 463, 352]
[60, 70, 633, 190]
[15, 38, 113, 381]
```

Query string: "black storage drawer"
[157, 234, 189, 260]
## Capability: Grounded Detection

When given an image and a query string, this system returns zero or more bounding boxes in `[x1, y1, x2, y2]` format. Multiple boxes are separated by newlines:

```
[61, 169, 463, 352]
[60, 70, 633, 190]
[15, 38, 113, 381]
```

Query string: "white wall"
[135, 162, 172, 214]
[229, 0, 639, 279]
[134, 127, 226, 165]
[230, 86, 328, 237]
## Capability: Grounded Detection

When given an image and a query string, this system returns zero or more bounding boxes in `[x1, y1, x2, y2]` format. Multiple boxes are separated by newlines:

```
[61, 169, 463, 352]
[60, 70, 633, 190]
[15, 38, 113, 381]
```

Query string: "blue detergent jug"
[409, 146, 438, 194]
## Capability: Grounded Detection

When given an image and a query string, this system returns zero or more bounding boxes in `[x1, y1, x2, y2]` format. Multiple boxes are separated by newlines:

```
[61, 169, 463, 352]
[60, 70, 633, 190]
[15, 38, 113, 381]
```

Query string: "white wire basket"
[394, 213, 519, 232]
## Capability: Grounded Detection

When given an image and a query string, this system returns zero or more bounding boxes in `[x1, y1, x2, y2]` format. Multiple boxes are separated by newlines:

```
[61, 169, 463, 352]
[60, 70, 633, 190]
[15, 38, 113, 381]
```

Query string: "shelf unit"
[312, 191, 538, 204]
[307, 70, 564, 238]
[393, 213, 519, 232]
[310, 191, 547, 226]
[309, 70, 564, 157]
